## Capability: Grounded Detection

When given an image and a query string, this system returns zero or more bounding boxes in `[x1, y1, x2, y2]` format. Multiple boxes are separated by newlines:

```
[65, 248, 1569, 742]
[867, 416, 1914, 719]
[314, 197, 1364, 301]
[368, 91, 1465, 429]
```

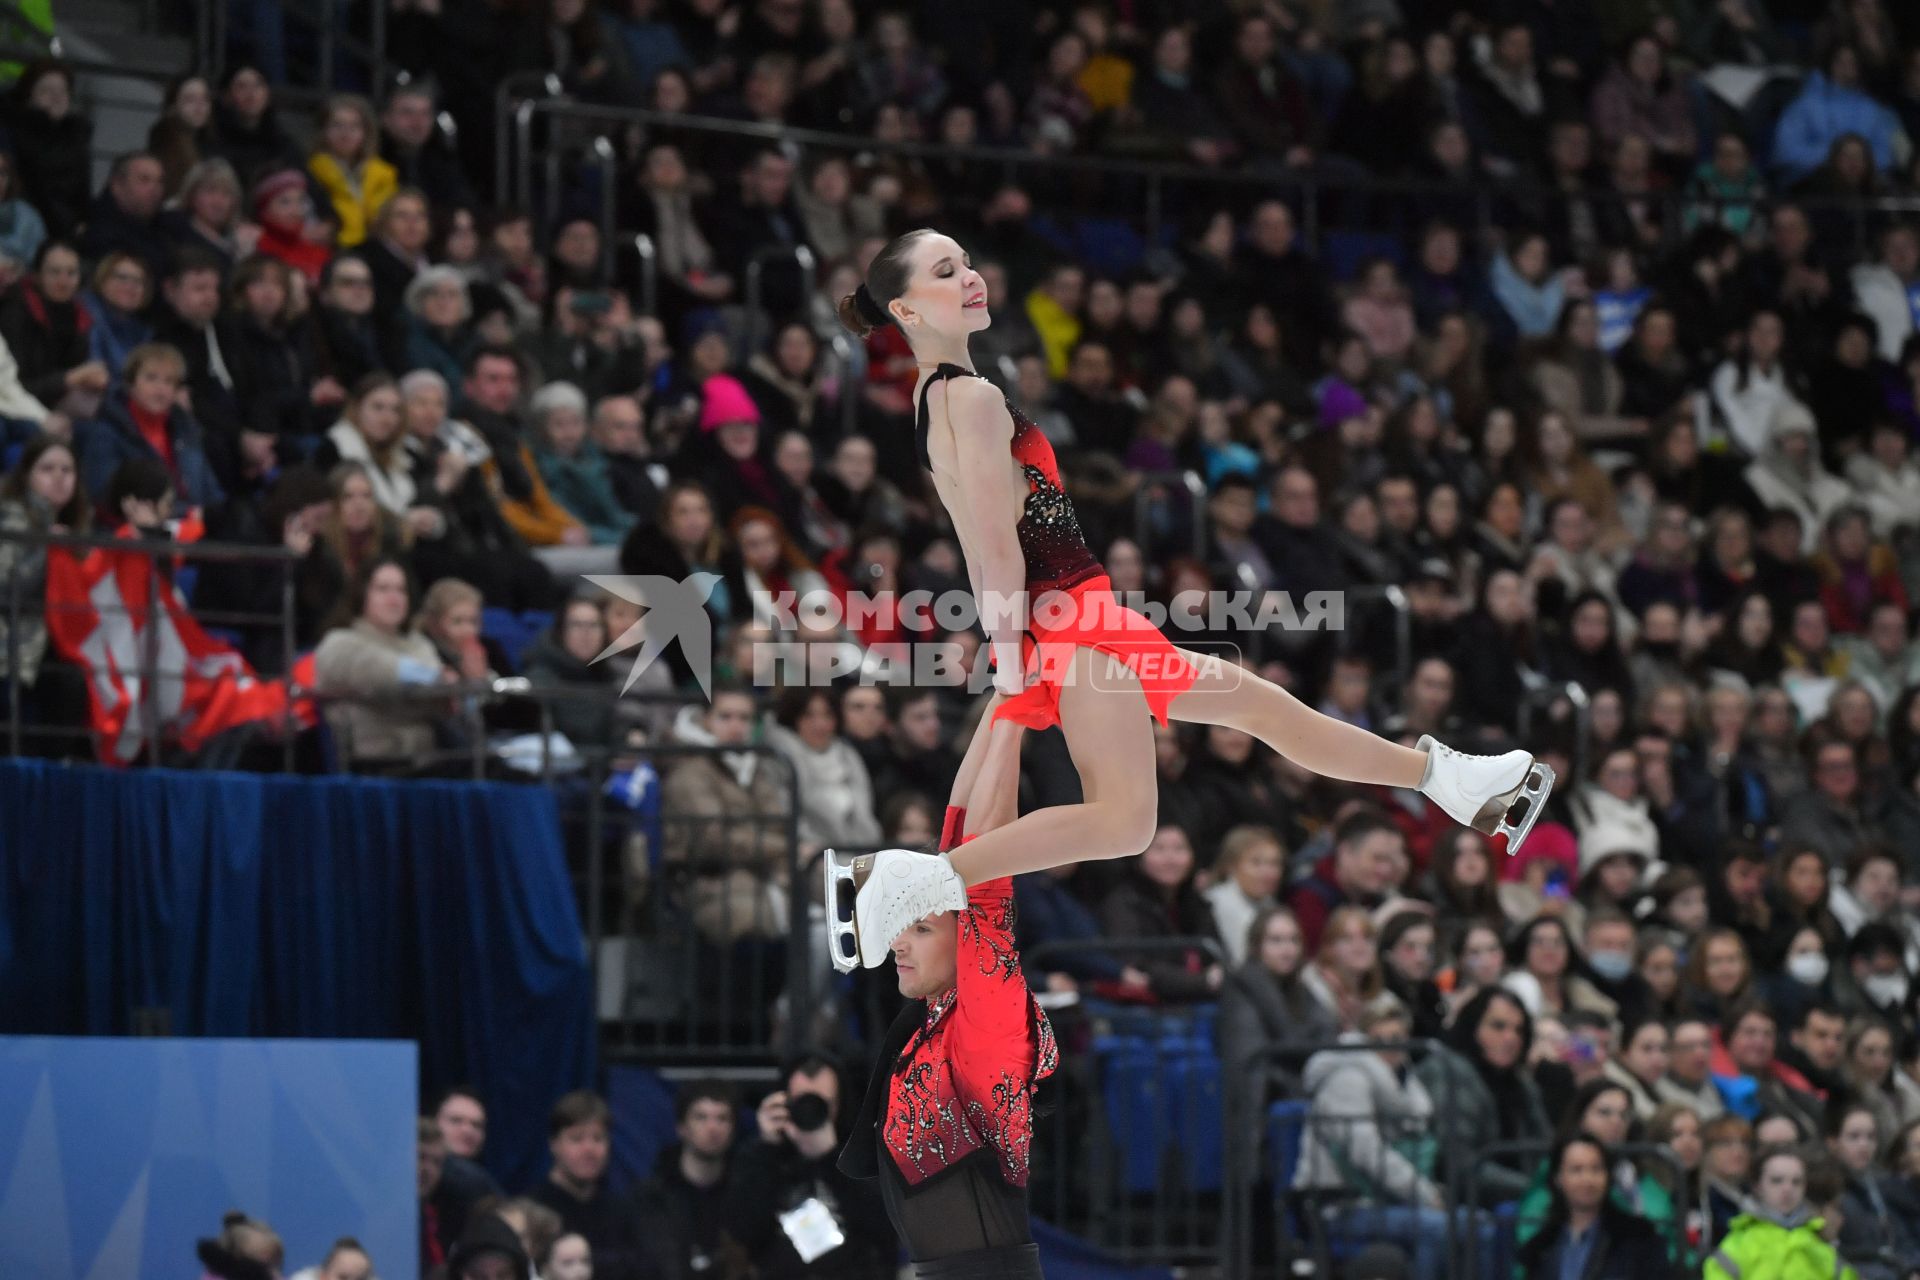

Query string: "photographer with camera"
[724, 1052, 893, 1280]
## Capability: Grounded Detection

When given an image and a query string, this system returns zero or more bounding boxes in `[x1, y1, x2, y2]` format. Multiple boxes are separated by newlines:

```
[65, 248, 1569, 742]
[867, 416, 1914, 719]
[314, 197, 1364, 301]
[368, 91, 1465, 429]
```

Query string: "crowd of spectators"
[3, 0, 1916, 1278]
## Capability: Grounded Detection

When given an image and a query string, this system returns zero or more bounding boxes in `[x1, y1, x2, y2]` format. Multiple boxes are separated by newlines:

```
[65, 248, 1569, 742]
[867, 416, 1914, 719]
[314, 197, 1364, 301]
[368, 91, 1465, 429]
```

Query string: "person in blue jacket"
[1771, 46, 1902, 185]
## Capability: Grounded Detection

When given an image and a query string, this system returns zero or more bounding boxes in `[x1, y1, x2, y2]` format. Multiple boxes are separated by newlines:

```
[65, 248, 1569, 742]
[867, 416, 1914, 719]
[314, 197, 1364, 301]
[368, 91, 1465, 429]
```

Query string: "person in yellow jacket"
[1025, 265, 1085, 379]
[307, 94, 397, 249]
[1705, 1146, 1859, 1280]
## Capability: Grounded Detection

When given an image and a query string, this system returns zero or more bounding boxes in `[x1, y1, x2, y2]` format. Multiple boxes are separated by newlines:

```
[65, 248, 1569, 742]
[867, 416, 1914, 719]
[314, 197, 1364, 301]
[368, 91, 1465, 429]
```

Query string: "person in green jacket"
[1705, 1145, 1858, 1280]
[1514, 1080, 1677, 1258]
[531, 380, 639, 546]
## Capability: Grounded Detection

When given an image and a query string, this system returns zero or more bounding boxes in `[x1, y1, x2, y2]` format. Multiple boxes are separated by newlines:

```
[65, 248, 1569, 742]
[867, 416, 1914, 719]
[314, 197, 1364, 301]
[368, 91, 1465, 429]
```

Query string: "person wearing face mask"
[1832, 925, 1917, 1026]
[1582, 910, 1654, 1028]
[1768, 928, 1837, 1029]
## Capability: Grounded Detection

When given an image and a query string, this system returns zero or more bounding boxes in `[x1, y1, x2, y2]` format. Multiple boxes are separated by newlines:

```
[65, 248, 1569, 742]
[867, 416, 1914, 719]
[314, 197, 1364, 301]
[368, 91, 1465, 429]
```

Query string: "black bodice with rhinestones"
[915, 363, 1101, 593]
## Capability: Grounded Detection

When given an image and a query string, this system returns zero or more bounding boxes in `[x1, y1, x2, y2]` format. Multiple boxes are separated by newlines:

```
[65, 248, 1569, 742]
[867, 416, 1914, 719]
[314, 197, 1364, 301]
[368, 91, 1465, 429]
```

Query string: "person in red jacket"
[835, 709, 1057, 1279]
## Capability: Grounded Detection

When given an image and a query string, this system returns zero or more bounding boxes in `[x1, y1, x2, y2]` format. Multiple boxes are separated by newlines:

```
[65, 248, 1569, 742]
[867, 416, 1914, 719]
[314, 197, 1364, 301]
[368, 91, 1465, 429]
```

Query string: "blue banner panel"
[0, 759, 594, 1190]
[0, 1036, 418, 1280]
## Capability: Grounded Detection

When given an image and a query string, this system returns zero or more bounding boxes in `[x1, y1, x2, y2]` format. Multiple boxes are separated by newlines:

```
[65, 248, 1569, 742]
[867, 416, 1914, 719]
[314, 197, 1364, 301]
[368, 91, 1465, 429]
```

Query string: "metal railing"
[195, 0, 388, 97]
[2, 526, 299, 763]
[499, 91, 1920, 262]
[1224, 1036, 1454, 1279]
[1023, 937, 1230, 1266]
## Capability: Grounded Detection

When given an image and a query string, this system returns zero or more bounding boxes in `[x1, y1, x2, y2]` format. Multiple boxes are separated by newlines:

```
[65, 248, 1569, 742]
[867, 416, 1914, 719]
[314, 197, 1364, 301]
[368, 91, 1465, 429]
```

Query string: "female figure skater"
[838, 707, 1057, 1279]
[825, 228, 1555, 967]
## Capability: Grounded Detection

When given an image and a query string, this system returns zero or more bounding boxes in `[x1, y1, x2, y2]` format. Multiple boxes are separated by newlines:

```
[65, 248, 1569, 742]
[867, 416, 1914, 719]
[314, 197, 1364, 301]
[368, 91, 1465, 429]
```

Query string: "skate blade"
[823, 849, 875, 973]
[1490, 763, 1555, 856]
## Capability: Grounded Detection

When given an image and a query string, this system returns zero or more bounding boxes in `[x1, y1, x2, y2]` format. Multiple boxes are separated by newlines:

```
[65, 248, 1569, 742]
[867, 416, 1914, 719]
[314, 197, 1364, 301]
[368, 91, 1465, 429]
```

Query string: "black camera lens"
[787, 1091, 831, 1133]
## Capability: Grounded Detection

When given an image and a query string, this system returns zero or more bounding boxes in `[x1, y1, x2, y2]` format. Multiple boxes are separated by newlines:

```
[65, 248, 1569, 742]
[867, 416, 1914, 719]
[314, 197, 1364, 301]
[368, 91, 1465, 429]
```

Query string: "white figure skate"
[1416, 734, 1556, 855]
[824, 848, 968, 973]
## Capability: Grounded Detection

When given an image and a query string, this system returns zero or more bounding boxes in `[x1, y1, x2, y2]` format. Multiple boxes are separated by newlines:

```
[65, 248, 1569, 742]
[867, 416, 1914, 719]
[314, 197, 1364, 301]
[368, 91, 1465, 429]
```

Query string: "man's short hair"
[1333, 807, 1400, 852]
[675, 1078, 737, 1123]
[109, 150, 160, 183]
[547, 1089, 610, 1138]
[1794, 1001, 1846, 1034]
[1721, 997, 1777, 1041]
[464, 343, 522, 379]
[166, 247, 227, 283]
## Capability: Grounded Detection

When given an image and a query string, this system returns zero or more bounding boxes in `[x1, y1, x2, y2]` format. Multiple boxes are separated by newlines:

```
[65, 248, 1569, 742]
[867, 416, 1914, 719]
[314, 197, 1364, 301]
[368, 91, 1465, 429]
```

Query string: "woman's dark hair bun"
[837, 291, 872, 339]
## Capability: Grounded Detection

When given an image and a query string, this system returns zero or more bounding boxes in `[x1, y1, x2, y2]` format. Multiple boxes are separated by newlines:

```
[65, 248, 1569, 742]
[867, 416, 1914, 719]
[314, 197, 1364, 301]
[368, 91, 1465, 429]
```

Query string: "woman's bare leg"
[944, 648, 1159, 885]
[1166, 647, 1427, 788]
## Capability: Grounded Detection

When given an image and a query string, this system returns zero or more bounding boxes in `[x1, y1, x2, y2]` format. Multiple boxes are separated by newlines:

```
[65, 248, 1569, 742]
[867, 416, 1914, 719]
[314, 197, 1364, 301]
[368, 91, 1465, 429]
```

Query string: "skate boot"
[824, 848, 968, 972]
[1415, 734, 1556, 855]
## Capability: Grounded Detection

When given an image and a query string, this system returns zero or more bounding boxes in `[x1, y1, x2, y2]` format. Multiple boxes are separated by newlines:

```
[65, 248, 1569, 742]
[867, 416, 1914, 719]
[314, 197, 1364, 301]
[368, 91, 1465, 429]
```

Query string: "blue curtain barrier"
[0, 759, 595, 1191]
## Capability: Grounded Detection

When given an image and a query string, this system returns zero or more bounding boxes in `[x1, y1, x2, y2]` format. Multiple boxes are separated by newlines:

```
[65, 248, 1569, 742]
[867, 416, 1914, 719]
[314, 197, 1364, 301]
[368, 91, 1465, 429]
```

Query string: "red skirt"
[994, 574, 1200, 731]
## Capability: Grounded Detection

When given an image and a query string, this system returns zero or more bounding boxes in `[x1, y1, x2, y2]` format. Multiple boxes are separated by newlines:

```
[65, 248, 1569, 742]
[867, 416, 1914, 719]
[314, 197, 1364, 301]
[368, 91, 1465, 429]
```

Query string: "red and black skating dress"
[912, 362, 1200, 729]
[838, 820, 1058, 1276]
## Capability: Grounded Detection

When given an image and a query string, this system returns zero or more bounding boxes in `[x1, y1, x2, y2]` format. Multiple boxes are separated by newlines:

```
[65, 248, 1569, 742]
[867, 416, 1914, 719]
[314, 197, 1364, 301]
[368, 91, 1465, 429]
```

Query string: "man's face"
[436, 1094, 487, 1159]
[678, 1097, 735, 1158]
[1275, 470, 1318, 529]
[165, 269, 222, 326]
[1792, 1011, 1846, 1072]
[550, 1120, 609, 1184]
[1670, 1023, 1713, 1084]
[464, 357, 520, 414]
[1378, 480, 1418, 534]
[1251, 203, 1294, 256]
[593, 398, 646, 455]
[383, 91, 435, 148]
[114, 157, 165, 219]
[1210, 485, 1255, 535]
[1337, 831, 1400, 896]
[892, 912, 959, 998]
[1814, 746, 1859, 804]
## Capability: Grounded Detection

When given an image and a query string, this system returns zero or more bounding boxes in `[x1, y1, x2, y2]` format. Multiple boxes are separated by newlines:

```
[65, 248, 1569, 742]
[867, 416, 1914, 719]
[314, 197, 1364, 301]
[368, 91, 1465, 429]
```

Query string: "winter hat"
[1768, 399, 1816, 441]
[1319, 381, 1368, 429]
[699, 374, 761, 432]
[1577, 815, 1658, 877]
[1498, 819, 1578, 884]
[250, 169, 307, 221]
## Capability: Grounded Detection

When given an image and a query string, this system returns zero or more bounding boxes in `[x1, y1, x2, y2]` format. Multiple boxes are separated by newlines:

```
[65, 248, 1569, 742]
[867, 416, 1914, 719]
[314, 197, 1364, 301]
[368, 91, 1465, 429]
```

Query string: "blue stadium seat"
[1097, 1034, 1163, 1195]
[1267, 1099, 1308, 1189]
[1162, 1036, 1223, 1193]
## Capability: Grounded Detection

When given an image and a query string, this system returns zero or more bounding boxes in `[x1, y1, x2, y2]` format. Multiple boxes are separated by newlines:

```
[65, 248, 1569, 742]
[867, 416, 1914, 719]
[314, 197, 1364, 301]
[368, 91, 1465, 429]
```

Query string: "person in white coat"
[1848, 223, 1919, 362]
[1743, 401, 1852, 554]
[1711, 309, 1806, 457]
[1844, 423, 1920, 541]
[1203, 825, 1286, 967]
[1296, 1000, 1461, 1280]
[763, 685, 883, 856]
